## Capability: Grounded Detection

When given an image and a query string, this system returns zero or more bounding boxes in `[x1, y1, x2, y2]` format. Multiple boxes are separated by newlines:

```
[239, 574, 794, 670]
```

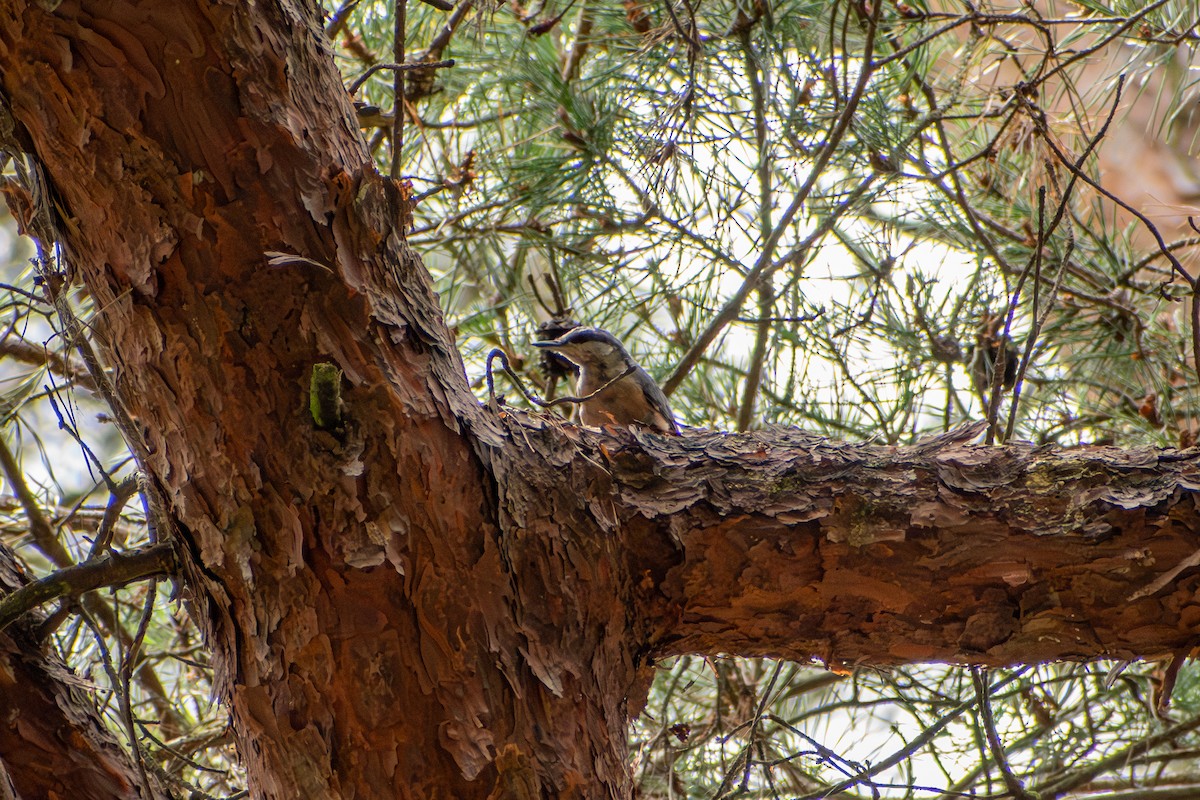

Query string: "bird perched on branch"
[532, 327, 679, 435]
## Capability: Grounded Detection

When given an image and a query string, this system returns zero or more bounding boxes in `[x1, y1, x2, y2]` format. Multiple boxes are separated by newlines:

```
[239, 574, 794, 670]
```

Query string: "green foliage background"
[345, 0, 1200, 448]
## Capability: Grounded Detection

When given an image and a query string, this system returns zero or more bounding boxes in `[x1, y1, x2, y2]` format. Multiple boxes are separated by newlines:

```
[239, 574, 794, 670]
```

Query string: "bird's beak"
[531, 340, 563, 350]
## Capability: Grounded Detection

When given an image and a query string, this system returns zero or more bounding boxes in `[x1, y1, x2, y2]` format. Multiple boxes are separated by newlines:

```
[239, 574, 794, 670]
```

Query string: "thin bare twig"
[1123, 236, 1200, 280]
[87, 475, 140, 560]
[425, 0, 474, 59]
[972, 667, 1036, 799]
[120, 575, 160, 795]
[1004, 189, 1072, 442]
[735, 24, 773, 432]
[345, 59, 456, 96]
[391, 0, 407, 180]
[46, 389, 118, 493]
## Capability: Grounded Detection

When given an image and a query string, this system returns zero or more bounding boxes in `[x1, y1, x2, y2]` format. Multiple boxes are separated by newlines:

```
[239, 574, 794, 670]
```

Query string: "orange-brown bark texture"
[0, 2, 635, 798]
[1, 2, 1200, 800]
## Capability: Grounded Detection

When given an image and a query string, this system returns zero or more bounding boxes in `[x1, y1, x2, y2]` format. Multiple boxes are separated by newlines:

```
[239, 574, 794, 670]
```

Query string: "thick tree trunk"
[0, 2, 634, 797]
[2, 2, 1200, 800]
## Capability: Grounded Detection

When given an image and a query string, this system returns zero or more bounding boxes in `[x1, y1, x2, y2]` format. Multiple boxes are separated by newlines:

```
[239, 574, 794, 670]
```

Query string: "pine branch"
[0, 543, 176, 633]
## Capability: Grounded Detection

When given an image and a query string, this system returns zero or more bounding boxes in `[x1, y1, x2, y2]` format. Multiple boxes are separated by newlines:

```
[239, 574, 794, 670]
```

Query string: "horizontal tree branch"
[0, 543, 176, 632]
[500, 420, 1200, 668]
[0, 338, 96, 391]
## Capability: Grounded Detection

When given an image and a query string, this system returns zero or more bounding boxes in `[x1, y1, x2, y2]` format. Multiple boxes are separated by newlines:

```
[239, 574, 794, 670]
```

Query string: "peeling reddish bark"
[0, 2, 634, 797]
[597, 425, 1200, 666]
[0, 2, 1199, 800]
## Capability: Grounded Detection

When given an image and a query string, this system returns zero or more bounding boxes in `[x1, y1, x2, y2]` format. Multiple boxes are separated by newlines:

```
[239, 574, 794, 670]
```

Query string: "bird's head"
[530, 327, 632, 370]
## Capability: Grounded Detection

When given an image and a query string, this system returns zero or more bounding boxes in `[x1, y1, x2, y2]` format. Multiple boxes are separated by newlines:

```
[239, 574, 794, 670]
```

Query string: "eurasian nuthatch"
[532, 327, 679, 435]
